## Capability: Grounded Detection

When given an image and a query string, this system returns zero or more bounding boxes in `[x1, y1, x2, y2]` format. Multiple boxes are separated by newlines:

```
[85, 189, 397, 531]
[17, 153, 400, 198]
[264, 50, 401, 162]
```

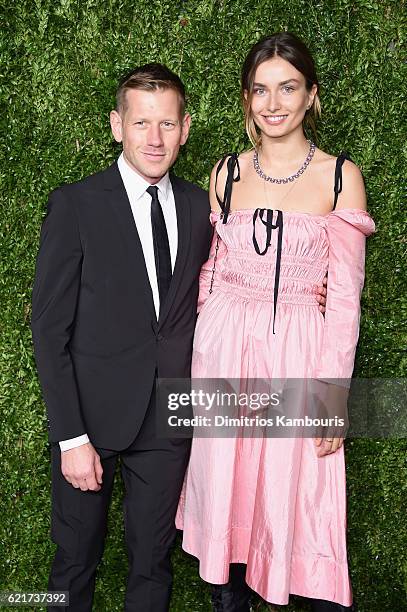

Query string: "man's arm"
[31, 188, 86, 440]
[317, 275, 327, 314]
[31, 189, 102, 491]
[59, 434, 90, 451]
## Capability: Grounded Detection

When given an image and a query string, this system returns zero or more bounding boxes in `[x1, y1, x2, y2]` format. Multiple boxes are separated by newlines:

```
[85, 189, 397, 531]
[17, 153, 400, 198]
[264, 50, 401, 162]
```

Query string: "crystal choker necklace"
[253, 141, 316, 184]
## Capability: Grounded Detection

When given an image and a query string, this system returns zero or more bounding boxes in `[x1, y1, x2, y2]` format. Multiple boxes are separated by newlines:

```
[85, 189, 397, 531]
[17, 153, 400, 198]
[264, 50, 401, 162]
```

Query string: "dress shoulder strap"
[215, 153, 240, 224]
[333, 151, 352, 210]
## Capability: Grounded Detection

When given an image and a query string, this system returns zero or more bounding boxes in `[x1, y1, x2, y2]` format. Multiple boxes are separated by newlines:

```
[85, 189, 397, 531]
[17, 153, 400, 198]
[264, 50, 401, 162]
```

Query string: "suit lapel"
[102, 162, 157, 322]
[158, 174, 191, 327]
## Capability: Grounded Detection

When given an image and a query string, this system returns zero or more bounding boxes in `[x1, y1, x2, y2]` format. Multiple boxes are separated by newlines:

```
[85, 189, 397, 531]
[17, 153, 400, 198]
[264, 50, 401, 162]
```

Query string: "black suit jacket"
[31, 161, 212, 450]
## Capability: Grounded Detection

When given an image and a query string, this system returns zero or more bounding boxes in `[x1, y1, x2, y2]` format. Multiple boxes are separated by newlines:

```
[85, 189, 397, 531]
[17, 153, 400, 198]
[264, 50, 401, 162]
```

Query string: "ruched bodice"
[215, 210, 329, 307]
[213, 209, 329, 255]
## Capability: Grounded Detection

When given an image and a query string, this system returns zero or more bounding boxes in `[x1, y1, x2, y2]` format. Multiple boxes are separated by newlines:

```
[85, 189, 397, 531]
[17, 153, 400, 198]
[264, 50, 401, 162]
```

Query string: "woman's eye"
[282, 86, 294, 93]
[253, 87, 266, 95]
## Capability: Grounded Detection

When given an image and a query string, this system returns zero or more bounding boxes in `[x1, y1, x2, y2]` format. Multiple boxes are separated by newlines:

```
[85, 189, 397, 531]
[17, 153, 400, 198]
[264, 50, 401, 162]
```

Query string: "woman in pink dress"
[176, 32, 375, 611]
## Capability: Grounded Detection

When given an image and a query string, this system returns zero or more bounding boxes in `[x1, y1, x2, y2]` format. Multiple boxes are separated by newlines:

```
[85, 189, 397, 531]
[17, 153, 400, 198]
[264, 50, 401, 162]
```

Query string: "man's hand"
[61, 442, 103, 491]
[317, 274, 327, 313]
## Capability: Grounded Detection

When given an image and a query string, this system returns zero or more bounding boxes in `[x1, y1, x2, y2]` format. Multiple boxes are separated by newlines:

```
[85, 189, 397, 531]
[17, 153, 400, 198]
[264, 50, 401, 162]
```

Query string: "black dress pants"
[47, 396, 191, 612]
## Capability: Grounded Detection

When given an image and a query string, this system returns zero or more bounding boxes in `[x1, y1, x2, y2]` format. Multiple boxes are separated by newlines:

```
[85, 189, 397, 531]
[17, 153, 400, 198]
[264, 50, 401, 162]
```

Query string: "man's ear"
[110, 110, 123, 143]
[180, 112, 191, 146]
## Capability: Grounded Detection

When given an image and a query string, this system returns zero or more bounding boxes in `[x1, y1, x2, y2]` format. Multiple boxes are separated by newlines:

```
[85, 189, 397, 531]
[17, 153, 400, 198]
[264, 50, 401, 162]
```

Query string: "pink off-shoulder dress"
[176, 201, 375, 606]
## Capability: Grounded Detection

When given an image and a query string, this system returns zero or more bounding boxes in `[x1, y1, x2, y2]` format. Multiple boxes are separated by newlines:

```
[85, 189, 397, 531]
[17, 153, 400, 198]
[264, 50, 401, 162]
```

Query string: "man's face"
[110, 87, 191, 183]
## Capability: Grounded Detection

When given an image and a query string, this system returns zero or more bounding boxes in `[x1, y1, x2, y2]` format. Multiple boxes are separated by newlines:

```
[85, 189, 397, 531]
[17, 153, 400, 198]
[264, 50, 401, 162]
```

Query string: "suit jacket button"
[157, 334, 164, 342]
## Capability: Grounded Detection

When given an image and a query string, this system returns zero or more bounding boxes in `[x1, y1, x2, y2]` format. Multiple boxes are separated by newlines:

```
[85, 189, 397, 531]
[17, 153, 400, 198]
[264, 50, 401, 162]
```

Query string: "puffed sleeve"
[315, 209, 376, 382]
[197, 211, 227, 313]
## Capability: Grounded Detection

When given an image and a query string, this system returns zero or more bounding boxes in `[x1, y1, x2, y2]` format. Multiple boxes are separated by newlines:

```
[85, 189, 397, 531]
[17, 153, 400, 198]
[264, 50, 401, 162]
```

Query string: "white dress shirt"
[59, 153, 178, 451]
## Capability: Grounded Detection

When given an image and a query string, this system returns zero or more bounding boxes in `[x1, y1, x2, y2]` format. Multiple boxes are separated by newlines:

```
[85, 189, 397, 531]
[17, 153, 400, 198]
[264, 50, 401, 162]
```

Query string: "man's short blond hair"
[116, 63, 186, 116]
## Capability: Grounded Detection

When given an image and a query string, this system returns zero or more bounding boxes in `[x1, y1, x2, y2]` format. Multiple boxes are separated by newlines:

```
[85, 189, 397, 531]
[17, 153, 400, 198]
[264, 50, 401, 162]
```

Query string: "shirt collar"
[117, 153, 170, 202]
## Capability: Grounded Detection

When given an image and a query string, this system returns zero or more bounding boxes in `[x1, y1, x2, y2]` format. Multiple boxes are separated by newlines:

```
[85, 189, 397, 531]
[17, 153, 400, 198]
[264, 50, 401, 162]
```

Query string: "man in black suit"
[31, 64, 212, 612]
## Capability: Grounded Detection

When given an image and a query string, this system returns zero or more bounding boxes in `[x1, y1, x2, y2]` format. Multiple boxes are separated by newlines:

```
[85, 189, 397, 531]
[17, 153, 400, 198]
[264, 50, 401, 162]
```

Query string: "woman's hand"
[314, 436, 344, 457]
[313, 382, 349, 457]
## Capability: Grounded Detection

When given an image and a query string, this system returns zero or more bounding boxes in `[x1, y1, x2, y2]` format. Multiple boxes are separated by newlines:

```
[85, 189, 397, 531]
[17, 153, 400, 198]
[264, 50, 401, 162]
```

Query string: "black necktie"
[147, 185, 172, 310]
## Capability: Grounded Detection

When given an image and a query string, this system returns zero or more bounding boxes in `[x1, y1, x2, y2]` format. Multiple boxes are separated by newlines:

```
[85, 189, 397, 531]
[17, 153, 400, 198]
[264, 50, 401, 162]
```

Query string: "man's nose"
[147, 125, 164, 147]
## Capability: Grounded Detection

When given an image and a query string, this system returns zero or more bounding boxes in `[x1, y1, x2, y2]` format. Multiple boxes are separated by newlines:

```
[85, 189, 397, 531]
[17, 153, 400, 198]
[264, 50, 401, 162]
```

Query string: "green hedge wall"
[1, 1, 405, 610]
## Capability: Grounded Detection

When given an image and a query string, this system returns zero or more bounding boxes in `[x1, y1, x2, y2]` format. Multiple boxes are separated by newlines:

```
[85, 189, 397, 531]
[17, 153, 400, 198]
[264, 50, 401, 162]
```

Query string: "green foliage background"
[0, 1, 406, 610]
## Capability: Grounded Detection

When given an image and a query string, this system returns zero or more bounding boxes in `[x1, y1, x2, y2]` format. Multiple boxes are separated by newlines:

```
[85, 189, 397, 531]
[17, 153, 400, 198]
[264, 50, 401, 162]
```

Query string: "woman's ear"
[308, 84, 318, 109]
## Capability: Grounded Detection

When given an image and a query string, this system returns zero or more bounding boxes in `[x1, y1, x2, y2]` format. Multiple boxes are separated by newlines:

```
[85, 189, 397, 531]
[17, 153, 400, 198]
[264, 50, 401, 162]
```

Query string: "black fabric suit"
[31, 161, 212, 611]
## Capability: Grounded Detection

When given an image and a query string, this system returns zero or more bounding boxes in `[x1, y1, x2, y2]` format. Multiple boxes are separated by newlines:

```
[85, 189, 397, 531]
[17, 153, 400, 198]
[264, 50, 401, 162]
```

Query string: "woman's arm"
[196, 161, 228, 312]
[314, 161, 375, 456]
[316, 161, 373, 382]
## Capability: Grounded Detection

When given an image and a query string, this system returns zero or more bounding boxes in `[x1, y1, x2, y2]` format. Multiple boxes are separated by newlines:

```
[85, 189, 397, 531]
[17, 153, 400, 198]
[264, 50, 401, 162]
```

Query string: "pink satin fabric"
[176, 209, 375, 606]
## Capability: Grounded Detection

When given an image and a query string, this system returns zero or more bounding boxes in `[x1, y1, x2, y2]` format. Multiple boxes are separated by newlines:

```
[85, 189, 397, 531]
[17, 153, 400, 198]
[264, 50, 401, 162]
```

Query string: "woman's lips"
[262, 115, 288, 126]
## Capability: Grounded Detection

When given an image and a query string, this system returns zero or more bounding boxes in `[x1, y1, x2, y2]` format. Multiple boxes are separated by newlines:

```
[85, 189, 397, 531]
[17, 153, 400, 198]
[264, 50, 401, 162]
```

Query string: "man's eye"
[162, 122, 175, 128]
[134, 121, 145, 126]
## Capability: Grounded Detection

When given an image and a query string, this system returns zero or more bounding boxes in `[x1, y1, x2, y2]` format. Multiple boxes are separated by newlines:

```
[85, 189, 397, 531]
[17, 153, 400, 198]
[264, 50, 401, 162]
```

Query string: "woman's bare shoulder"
[209, 151, 252, 212]
[313, 147, 336, 168]
[313, 147, 366, 210]
[237, 149, 254, 163]
[209, 157, 227, 213]
[337, 159, 366, 210]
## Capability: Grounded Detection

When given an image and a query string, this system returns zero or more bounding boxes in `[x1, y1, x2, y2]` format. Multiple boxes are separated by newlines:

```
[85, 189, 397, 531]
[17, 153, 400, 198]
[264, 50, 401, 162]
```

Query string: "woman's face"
[248, 56, 317, 140]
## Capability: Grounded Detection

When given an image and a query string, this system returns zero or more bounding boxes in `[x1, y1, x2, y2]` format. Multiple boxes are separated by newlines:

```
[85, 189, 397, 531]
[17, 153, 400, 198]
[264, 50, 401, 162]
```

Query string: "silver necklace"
[253, 140, 316, 184]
